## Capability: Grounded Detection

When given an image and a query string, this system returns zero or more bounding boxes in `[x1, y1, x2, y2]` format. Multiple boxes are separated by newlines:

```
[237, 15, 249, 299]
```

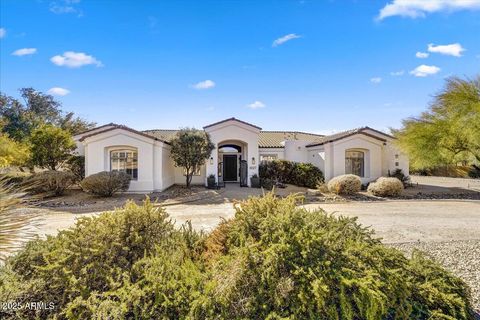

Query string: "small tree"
[29, 125, 76, 170]
[170, 128, 215, 188]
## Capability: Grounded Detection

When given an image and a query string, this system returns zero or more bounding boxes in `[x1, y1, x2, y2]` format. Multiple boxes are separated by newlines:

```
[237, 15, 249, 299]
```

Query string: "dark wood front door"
[223, 155, 237, 181]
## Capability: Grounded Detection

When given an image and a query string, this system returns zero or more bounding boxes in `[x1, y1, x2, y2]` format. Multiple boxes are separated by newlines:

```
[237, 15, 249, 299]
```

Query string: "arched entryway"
[217, 140, 248, 185]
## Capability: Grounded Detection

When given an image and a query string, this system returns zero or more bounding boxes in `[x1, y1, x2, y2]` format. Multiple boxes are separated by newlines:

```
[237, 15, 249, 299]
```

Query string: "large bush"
[0, 194, 473, 319]
[80, 171, 131, 197]
[259, 160, 324, 188]
[65, 155, 85, 182]
[327, 174, 362, 195]
[25, 170, 75, 196]
[368, 177, 404, 197]
[0, 199, 204, 319]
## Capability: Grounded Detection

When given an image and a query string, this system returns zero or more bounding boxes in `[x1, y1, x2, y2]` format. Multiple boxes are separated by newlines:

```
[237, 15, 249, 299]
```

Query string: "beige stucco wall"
[173, 164, 206, 185]
[82, 129, 173, 192]
[205, 120, 260, 187]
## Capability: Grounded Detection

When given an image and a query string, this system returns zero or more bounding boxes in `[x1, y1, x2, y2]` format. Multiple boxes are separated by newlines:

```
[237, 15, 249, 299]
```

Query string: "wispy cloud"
[148, 16, 158, 28]
[428, 43, 465, 57]
[47, 87, 70, 96]
[191, 80, 215, 90]
[377, 0, 480, 20]
[416, 51, 429, 58]
[390, 70, 405, 76]
[0, 28, 5, 39]
[50, 0, 83, 16]
[410, 64, 440, 77]
[370, 77, 382, 84]
[247, 101, 266, 109]
[50, 51, 103, 68]
[12, 48, 37, 56]
[272, 33, 301, 47]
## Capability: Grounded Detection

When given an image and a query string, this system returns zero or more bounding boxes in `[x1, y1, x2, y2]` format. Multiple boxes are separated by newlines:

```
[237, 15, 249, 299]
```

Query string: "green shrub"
[0, 199, 204, 320]
[388, 168, 411, 186]
[0, 194, 473, 319]
[260, 177, 274, 190]
[368, 177, 404, 197]
[191, 193, 473, 319]
[80, 171, 130, 197]
[65, 155, 85, 182]
[468, 165, 480, 178]
[327, 174, 362, 195]
[259, 160, 324, 188]
[25, 170, 75, 196]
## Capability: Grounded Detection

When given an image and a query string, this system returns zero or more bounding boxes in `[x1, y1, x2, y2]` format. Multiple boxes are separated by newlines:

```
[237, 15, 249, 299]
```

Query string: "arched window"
[345, 150, 364, 177]
[110, 150, 138, 179]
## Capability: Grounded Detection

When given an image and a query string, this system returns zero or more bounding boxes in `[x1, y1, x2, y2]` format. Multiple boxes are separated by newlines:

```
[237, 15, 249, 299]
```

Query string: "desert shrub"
[0, 199, 204, 320]
[25, 170, 75, 196]
[327, 174, 362, 195]
[65, 155, 85, 182]
[259, 160, 324, 188]
[191, 193, 473, 319]
[0, 171, 31, 186]
[80, 171, 130, 197]
[0, 194, 473, 319]
[388, 168, 411, 186]
[368, 177, 404, 197]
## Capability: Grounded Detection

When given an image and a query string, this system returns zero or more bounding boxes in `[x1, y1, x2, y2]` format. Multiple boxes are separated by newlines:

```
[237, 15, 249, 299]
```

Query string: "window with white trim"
[110, 150, 138, 180]
[345, 150, 364, 177]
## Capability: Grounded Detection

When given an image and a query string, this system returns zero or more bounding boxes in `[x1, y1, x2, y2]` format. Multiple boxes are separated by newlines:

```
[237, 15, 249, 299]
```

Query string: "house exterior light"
[252, 157, 256, 165]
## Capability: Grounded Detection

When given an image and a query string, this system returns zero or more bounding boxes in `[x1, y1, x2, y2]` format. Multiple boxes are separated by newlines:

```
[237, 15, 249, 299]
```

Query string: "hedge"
[259, 160, 324, 188]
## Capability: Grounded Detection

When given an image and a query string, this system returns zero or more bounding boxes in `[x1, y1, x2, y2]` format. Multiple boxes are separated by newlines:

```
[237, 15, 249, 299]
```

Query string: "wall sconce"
[252, 157, 256, 165]
[210, 157, 213, 165]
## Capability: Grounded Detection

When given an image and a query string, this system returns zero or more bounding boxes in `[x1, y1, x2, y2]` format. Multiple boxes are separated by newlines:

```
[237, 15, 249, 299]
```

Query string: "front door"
[223, 155, 238, 181]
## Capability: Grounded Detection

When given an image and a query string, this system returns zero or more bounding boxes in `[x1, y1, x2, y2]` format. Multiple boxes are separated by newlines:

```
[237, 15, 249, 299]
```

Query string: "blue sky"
[1, 0, 479, 134]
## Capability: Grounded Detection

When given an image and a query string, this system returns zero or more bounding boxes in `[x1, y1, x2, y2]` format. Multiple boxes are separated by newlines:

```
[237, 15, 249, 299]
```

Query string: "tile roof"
[78, 124, 171, 144]
[143, 129, 325, 148]
[203, 117, 262, 130]
[306, 127, 392, 147]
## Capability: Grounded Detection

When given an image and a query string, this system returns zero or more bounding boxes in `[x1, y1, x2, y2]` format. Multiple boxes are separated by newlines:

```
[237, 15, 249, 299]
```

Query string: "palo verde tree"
[393, 75, 480, 170]
[170, 128, 215, 188]
[29, 124, 76, 170]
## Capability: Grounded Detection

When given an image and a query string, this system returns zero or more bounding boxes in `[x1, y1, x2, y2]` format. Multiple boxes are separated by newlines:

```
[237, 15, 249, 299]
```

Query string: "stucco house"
[73, 117, 408, 192]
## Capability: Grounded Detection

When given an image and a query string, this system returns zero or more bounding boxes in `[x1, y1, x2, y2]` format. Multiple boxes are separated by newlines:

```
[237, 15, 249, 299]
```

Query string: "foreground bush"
[368, 177, 404, 197]
[259, 160, 324, 188]
[25, 170, 75, 196]
[0, 194, 473, 319]
[0, 171, 31, 186]
[327, 174, 362, 194]
[80, 171, 130, 197]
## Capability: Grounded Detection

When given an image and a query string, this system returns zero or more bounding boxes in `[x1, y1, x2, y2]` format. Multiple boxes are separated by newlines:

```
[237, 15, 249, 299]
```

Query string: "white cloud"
[50, 51, 102, 68]
[272, 33, 301, 47]
[191, 80, 215, 90]
[390, 70, 405, 76]
[0, 28, 5, 39]
[50, 0, 82, 16]
[247, 101, 266, 109]
[410, 64, 440, 77]
[47, 87, 70, 96]
[370, 77, 382, 84]
[12, 48, 37, 56]
[427, 43, 465, 57]
[416, 51, 429, 58]
[377, 0, 480, 20]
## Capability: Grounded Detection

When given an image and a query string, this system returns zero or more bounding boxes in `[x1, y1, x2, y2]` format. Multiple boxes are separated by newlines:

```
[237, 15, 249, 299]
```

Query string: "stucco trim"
[79, 125, 171, 144]
[203, 117, 262, 130]
[306, 131, 387, 147]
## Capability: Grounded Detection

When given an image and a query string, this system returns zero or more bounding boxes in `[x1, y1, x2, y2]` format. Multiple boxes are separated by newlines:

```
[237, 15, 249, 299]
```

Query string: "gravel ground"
[390, 240, 480, 313]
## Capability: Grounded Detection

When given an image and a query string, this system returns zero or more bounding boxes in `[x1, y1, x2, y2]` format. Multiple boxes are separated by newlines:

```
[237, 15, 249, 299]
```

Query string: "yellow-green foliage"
[368, 177, 404, 197]
[0, 194, 473, 319]
[0, 134, 30, 168]
[327, 174, 362, 195]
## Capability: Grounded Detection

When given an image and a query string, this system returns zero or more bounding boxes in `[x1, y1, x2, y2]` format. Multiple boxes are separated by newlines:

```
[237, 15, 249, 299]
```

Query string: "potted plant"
[250, 174, 260, 188]
[207, 174, 216, 188]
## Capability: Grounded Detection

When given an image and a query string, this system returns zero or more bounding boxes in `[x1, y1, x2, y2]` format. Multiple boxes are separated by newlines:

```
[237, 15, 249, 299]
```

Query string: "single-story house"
[73, 117, 409, 192]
